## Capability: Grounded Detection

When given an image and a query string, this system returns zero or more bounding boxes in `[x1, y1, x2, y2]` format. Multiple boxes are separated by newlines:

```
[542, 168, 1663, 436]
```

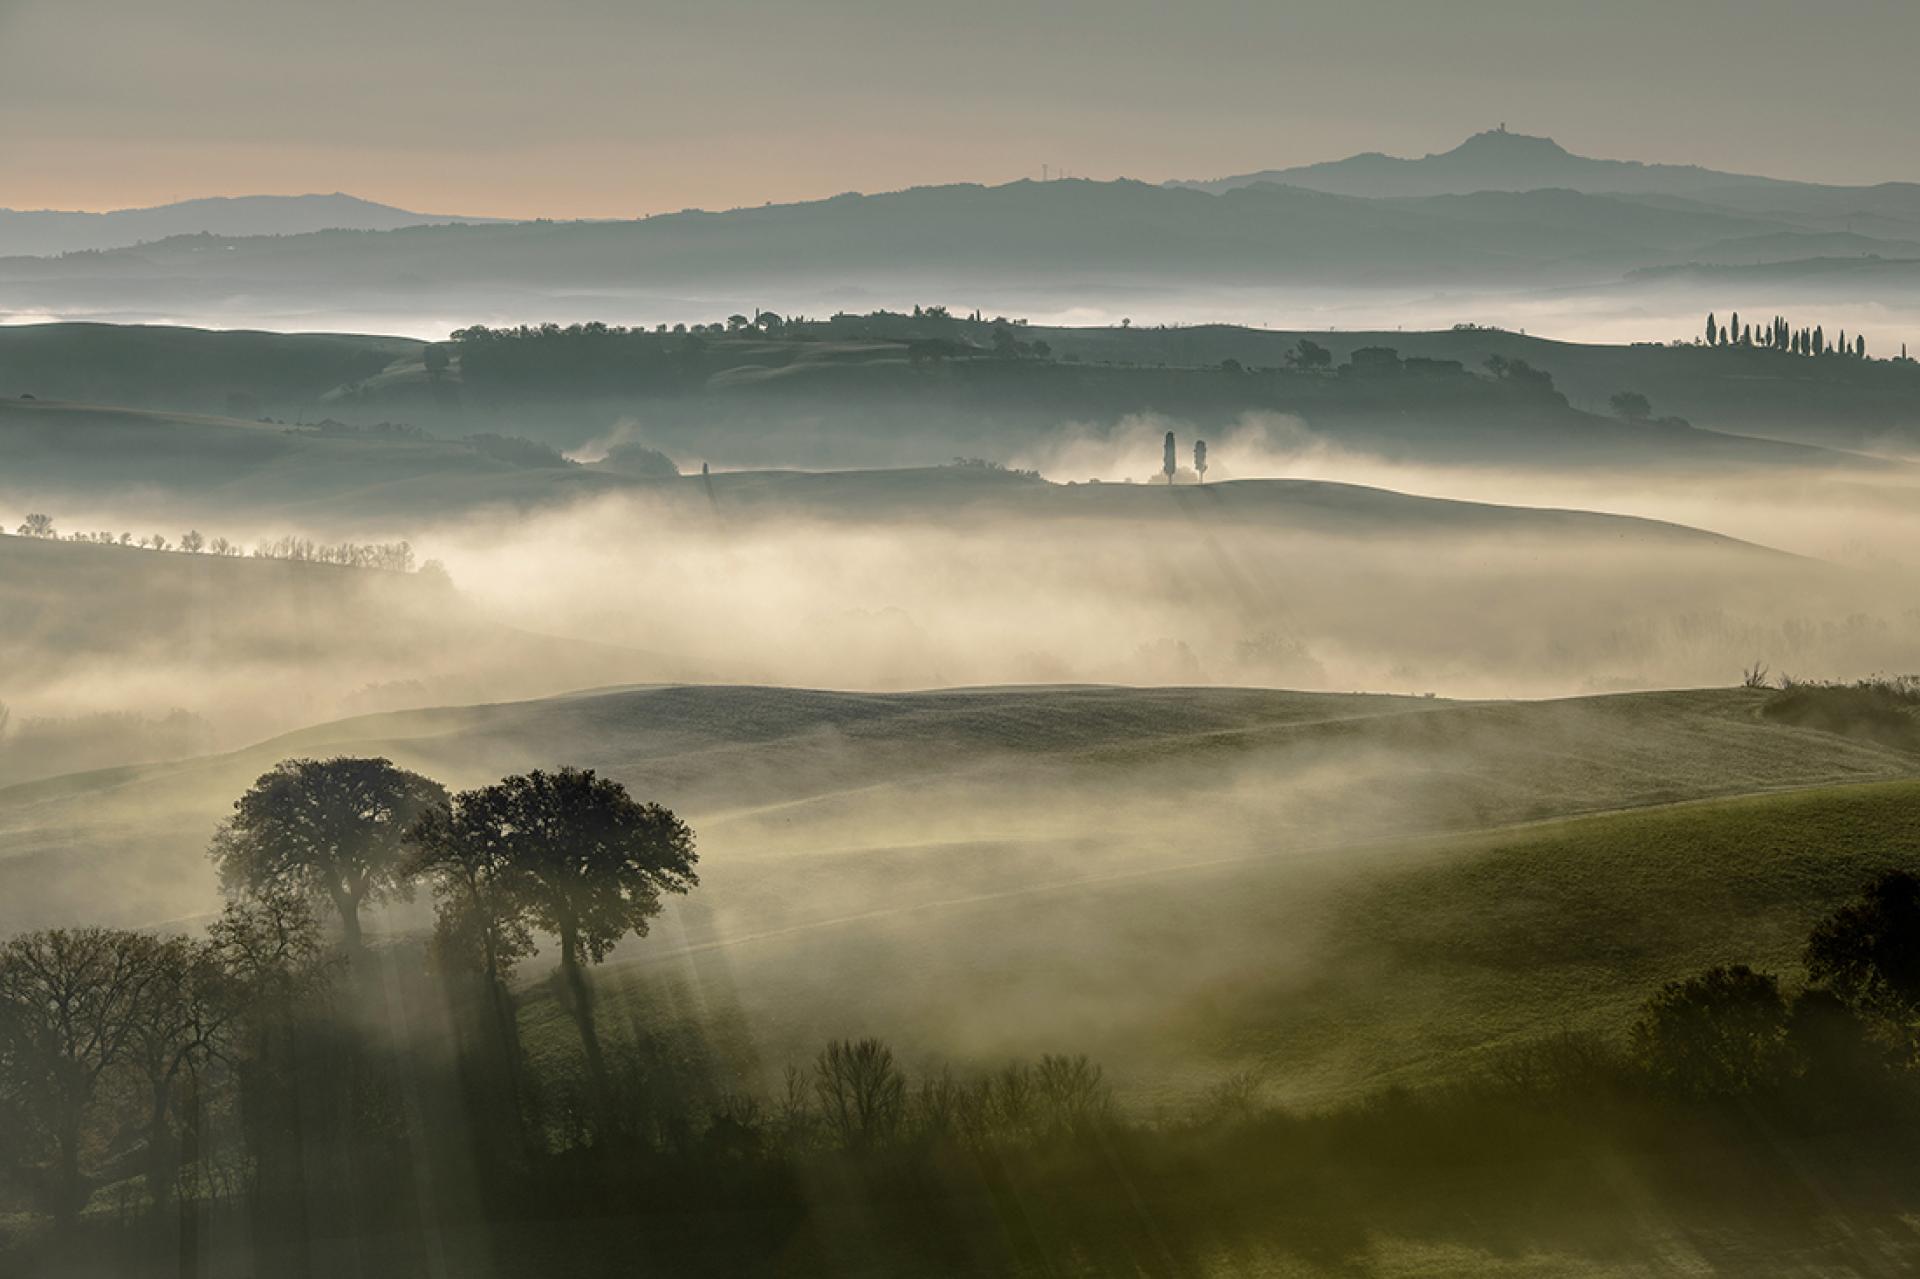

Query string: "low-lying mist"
[7, 423, 1919, 769]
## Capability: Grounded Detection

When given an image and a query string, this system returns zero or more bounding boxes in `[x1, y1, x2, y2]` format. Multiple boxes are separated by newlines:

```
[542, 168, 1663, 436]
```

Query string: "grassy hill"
[7, 318, 1910, 465]
[0, 397, 633, 525]
[0, 322, 420, 418]
[1, 391, 1831, 536]
[4, 682, 1916, 1104]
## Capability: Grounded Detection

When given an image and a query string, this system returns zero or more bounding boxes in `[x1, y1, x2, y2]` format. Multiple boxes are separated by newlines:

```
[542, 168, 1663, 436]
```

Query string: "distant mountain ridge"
[3, 129, 1916, 324]
[0, 192, 501, 257]
[1173, 127, 1811, 199]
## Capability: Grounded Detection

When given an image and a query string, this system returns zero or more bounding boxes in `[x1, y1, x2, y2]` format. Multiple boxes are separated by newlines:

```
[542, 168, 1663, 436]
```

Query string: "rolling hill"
[3, 681, 1917, 1105]
[7, 318, 1913, 463]
[1, 389, 1855, 527]
[0, 193, 498, 258]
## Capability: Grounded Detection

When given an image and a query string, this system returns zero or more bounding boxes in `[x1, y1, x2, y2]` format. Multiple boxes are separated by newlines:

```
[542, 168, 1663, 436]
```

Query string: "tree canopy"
[210, 757, 448, 949]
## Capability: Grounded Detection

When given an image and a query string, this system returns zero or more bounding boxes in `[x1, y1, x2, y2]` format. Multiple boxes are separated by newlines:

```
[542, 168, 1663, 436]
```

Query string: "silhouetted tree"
[1194, 439, 1208, 483]
[433, 769, 697, 1120]
[406, 794, 540, 1084]
[122, 934, 230, 1218]
[0, 929, 160, 1228]
[179, 530, 205, 554]
[813, 1038, 906, 1151]
[1705, 312, 1717, 345]
[1287, 338, 1333, 369]
[1806, 870, 1920, 1050]
[1162, 431, 1177, 485]
[1631, 964, 1790, 1099]
[15, 513, 54, 538]
[1609, 391, 1653, 421]
[209, 758, 448, 956]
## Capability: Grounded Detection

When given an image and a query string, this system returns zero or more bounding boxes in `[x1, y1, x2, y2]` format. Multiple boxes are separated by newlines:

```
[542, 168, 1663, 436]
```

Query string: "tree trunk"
[53, 1106, 83, 1232]
[147, 1076, 178, 1220]
[557, 926, 610, 1129]
[178, 1069, 203, 1279]
[333, 888, 364, 956]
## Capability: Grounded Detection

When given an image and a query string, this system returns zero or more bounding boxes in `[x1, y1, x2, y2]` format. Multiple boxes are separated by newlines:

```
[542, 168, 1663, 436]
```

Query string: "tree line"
[8, 516, 427, 574]
[1703, 309, 1876, 359]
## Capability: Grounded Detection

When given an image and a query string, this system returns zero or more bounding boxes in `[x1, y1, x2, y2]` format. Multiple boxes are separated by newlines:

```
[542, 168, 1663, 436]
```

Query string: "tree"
[424, 769, 696, 1117]
[1194, 439, 1208, 483]
[1705, 312, 1717, 345]
[423, 344, 451, 380]
[1162, 431, 1177, 485]
[0, 929, 161, 1227]
[15, 513, 54, 539]
[813, 1038, 906, 1151]
[1608, 391, 1653, 421]
[121, 935, 232, 1218]
[406, 795, 540, 1078]
[1287, 338, 1332, 370]
[1630, 964, 1789, 1099]
[179, 530, 205, 554]
[1805, 870, 1920, 1046]
[209, 758, 448, 956]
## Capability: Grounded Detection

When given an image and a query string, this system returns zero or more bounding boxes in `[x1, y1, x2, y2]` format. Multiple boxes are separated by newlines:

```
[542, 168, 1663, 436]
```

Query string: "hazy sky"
[3, 0, 1916, 218]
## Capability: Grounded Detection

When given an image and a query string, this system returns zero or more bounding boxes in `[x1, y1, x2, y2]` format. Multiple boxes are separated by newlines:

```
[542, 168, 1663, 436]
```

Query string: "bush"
[1631, 964, 1790, 1100]
[1762, 677, 1920, 750]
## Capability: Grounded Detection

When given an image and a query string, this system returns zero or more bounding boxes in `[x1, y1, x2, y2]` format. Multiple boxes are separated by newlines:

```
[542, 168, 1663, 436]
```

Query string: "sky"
[3, 0, 1917, 219]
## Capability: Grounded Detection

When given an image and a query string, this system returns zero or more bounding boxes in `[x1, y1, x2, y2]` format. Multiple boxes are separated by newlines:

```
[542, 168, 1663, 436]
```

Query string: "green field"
[6, 682, 1915, 1115]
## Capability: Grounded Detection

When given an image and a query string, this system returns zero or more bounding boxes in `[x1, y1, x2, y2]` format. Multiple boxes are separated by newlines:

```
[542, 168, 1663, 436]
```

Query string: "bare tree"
[0, 929, 162, 1228]
[813, 1038, 906, 1151]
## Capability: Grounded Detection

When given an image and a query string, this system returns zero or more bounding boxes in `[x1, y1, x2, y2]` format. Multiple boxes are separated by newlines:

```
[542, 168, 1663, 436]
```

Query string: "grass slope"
[4, 683, 1917, 1109]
